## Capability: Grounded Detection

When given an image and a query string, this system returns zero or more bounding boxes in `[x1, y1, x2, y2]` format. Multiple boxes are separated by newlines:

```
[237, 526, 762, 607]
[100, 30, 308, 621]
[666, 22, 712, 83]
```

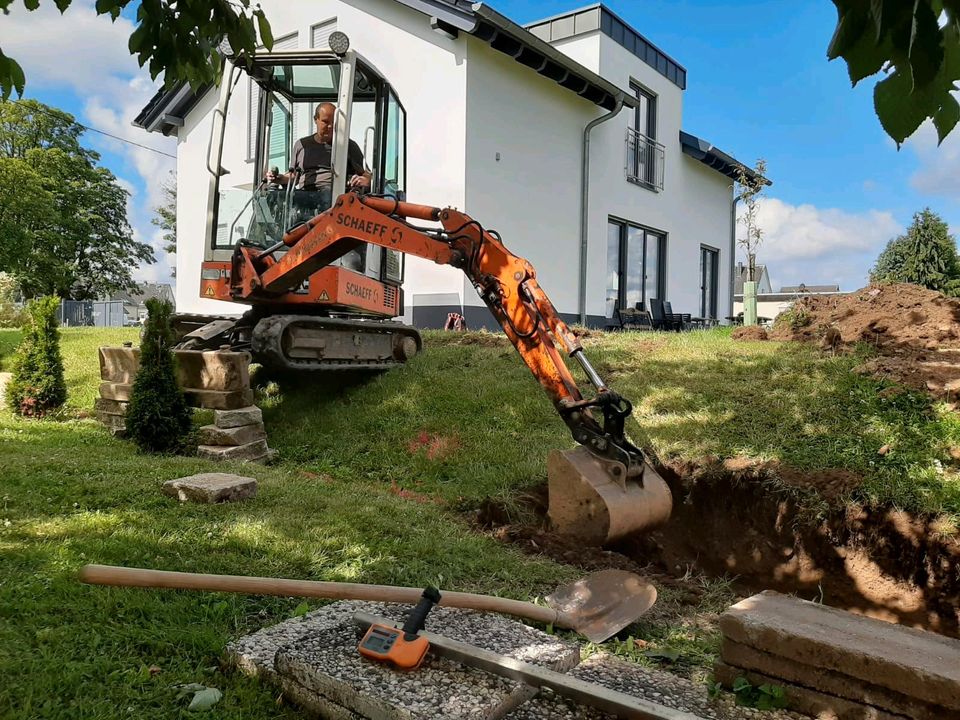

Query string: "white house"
[135, 0, 762, 328]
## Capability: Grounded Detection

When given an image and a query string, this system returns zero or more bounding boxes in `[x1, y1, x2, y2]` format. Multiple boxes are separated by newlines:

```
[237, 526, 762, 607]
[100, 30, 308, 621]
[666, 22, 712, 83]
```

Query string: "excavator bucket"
[547, 447, 672, 546]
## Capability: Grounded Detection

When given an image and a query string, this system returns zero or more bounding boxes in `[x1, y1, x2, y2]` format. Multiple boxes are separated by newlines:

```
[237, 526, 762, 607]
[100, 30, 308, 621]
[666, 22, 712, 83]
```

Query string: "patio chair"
[616, 306, 653, 331]
[648, 298, 681, 331]
[663, 301, 691, 330]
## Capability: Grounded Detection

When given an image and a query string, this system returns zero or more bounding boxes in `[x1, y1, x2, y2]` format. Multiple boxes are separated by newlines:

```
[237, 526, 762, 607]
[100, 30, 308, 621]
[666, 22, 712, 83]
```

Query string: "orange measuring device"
[357, 587, 441, 670]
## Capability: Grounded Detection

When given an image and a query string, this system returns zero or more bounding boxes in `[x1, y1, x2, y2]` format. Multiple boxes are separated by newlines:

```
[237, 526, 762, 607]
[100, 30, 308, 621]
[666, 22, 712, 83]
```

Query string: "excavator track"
[251, 315, 422, 372]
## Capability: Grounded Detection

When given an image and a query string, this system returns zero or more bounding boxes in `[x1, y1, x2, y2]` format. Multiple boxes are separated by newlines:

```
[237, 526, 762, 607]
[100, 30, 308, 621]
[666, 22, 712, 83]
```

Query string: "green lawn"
[1, 326, 958, 718]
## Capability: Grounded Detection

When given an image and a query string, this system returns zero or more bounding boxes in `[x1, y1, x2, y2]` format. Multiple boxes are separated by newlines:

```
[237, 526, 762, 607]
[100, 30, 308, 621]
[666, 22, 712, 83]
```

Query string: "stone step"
[162, 473, 258, 504]
[99, 381, 253, 410]
[198, 423, 266, 447]
[198, 439, 271, 463]
[720, 639, 953, 720]
[99, 346, 252, 391]
[214, 405, 263, 429]
[94, 397, 127, 415]
[719, 591, 960, 711]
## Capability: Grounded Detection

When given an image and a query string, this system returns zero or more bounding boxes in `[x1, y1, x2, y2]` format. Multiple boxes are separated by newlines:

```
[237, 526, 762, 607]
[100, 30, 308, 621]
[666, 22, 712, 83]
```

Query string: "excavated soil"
[770, 283, 960, 397]
[731, 326, 769, 341]
[476, 465, 960, 638]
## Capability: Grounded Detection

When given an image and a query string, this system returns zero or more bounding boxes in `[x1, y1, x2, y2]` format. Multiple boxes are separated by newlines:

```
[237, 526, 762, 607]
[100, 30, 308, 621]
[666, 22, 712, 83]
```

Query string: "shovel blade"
[546, 569, 657, 643]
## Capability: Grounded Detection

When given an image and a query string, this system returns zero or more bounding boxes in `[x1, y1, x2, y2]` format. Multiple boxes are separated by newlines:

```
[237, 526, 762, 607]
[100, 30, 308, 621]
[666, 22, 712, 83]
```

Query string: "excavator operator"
[266, 102, 371, 211]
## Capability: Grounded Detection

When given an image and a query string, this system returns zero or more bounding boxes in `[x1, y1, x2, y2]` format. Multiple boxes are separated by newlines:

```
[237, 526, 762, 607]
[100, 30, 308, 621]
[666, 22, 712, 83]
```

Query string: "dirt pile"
[731, 326, 769, 341]
[770, 284, 960, 397]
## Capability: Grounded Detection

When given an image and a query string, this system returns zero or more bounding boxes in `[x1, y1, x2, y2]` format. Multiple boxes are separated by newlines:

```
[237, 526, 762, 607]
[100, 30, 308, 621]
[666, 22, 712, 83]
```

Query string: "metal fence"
[56, 300, 127, 327]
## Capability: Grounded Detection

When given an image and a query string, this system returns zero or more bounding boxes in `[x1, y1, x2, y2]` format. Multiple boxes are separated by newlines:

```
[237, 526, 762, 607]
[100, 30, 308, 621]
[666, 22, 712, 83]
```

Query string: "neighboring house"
[135, 0, 762, 328]
[733, 280, 848, 322]
[734, 262, 773, 296]
[110, 283, 176, 325]
[780, 283, 840, 294]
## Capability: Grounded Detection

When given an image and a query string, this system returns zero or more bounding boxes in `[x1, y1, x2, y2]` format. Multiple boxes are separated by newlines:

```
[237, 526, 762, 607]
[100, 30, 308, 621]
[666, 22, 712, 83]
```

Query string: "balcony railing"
[625, 127, 665, 192]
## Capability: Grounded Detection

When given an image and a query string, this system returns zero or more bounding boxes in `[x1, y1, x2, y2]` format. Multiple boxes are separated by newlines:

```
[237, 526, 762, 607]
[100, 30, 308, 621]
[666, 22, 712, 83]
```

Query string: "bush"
[0, 273, 26, 328]
[125, 298, 192, 453]
[6, 296, 67, 417]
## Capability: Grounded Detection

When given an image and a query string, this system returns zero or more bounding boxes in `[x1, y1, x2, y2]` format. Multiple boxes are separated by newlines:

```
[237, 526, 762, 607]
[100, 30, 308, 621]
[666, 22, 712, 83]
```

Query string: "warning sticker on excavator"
[203, 284, 215, 297]
[319, 290, 330, 301]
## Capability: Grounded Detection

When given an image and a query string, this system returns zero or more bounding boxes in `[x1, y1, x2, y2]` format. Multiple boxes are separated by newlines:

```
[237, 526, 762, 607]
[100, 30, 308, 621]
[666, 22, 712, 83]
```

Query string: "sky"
[0, 0, 957, 292]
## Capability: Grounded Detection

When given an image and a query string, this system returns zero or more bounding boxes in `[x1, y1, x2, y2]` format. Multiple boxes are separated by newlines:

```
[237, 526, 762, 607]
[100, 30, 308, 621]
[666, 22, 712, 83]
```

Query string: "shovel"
[79, 564, 656, 643]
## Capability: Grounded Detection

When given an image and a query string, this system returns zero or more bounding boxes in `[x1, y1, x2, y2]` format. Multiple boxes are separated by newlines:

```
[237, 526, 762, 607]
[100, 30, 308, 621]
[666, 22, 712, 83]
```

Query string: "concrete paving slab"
[183, 387, 255, 410]
[214, 406, 263, 429]
[162, 473, 257, 503]
[227, 600, 579, 720]
[94, 397, 127, 415]
[720, 639, 954, 720]
[0, 371, 13, 404]
[197, 440, 270, 463]
[198, 423, 266, 447]
[719, 591, 960, 710]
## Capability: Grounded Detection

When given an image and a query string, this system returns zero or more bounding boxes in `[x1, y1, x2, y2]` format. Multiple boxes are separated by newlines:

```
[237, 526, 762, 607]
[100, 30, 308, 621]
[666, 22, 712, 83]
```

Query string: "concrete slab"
[227, 600, 579, 720]
[198, 440, 270, 463]
[162, 473, 257, 503]
[0, 371, 12, 404]
[99, 381, 132, 402]
[215, 406, 263, 429]
[719, 591, 960, 711]
[720, 639, 953, 720]
[100, 347, 251, 392]
[183, 388, 255, 410]
[94, 397, 127, 415]
[99, 346, 139, 383]
[198, 423, 266, 447]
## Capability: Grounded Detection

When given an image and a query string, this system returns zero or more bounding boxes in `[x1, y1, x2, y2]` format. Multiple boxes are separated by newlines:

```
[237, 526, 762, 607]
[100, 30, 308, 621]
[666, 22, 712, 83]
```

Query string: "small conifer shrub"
[7, 296, 67, 417]
[125, 299, 192, 453]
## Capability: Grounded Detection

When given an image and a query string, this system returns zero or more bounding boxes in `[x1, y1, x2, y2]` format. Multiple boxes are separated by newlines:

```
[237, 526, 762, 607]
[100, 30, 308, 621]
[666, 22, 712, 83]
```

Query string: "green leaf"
[7, 55, 24, 97]
[255, 8, 273, 50]
[128, 24, 148, 55]
[52, 0, 71, 12]
[828, 6, 869, 60]
[908, 0, 945, 87]
[842, 25, 894, 85]
[292, 601, 309, 618]
[732, 676, 752, 693]
[934, 93, 960, 143]
[23, 0, 40, 10]
[187, 687, 222, 711]
[642, 647, 680, 663]
[874, 67, 933, 144]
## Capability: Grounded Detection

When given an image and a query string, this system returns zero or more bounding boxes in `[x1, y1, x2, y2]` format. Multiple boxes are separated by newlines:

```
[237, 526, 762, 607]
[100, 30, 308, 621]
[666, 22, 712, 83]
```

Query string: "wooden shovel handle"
[79, 564, 564, 627]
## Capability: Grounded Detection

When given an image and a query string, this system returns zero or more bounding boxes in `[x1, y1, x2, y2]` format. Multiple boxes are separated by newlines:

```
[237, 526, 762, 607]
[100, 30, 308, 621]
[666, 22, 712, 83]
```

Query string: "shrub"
[6, 296, 67, 417]
[125, 298, 192, 453]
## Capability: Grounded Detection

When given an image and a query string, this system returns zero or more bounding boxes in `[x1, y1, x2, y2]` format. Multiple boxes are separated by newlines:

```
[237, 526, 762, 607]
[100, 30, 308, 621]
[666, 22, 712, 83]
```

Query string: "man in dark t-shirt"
[267, 103, 371, 193]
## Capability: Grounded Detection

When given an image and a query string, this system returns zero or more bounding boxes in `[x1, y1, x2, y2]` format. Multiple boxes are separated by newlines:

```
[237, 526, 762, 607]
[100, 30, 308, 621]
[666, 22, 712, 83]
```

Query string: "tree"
[125, 299, 192, 453]
[0, 272, 25, 327]
[0, 0, 273, 100]
[736, 158, 769, 282]
[870, 208, 960, 295]
[152, 172, 177, 275]
[829, 1, 960, 145]
[6, 296, 67, 417]
[0, 99, 155, 299]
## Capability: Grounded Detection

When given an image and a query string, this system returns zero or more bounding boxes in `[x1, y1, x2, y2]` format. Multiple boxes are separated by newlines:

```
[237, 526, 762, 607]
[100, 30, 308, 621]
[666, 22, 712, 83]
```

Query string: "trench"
[476, 466, 960, 638]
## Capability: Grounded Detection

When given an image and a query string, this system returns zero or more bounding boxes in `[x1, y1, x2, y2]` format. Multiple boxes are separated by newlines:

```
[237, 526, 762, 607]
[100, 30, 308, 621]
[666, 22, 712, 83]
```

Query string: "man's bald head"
[314, 102, 336, 143]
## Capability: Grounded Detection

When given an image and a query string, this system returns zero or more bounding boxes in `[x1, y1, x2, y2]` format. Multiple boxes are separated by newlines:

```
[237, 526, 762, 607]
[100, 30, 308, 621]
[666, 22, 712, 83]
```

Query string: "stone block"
[175, 349, 252, 392]
[96, 411, 126, 430]
[99, 381, 132, 402]
[198, 423, 266, 447]
[94, 397, 127, 415]
[99, 346, 139, 383]
[162, 473, 257, 503]
[215, 406, 263, 429]
[0, 371, 12, 404]
[197, 439, 270, 463]
[714, 662, 909, 720]
[719, 591, 960, 711]
[720, 640, 951, 720]
[184, 388, 254, 410]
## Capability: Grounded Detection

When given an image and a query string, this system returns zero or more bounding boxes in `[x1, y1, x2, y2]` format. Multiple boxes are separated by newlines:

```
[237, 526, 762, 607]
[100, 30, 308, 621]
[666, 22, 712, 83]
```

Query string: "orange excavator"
[180, 34, 672, 544]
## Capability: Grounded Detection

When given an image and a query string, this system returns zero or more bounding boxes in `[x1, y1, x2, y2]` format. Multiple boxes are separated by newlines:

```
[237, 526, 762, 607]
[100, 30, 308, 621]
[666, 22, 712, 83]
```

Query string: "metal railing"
[625, 127, 665, 192]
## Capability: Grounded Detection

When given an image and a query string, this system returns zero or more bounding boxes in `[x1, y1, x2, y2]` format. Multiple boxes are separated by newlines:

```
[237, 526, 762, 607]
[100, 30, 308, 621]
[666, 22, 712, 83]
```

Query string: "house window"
[311, 18, 337, 49]
[606, 218, 666, 318]
[247, 32, 299, 161]
[626, 82, 663, 190]
[700, 245, 719, 319]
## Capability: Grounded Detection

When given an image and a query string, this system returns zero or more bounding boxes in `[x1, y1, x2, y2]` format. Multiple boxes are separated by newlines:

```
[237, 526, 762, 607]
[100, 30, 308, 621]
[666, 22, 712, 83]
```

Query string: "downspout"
[579, 94, 625, 326]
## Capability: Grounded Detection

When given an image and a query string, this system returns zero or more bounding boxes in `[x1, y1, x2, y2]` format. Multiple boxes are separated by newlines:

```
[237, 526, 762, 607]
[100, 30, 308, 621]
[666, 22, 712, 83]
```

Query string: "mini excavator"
[178, 34, 672, 544]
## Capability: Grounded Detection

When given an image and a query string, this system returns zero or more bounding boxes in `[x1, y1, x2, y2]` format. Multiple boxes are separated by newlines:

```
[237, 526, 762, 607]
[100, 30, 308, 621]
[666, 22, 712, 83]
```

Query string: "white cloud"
[739, 198, 901, 291]
[908, 121, 960, 201]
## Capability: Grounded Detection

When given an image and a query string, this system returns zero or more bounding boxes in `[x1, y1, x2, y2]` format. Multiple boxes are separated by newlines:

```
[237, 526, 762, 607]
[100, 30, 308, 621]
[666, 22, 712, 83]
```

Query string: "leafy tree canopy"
[0, 99, 155, 299]
[830, 0, 960, 145]
[870, 208, 960, 295]
[0, 0, 273, 99]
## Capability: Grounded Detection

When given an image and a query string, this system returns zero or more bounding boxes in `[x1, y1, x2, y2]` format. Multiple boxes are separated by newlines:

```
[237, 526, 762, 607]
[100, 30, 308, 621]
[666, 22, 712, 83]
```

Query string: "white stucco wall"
[462, 35, 595, 317]
[173, 0, 469, 316]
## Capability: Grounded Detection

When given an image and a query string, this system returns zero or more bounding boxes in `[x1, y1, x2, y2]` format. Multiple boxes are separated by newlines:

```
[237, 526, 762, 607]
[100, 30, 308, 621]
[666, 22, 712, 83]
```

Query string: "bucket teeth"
[547, 447, 672, 545]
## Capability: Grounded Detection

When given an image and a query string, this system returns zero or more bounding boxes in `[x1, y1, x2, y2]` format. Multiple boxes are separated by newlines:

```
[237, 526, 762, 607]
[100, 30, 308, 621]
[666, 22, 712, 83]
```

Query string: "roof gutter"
[579, 94, 625, 325]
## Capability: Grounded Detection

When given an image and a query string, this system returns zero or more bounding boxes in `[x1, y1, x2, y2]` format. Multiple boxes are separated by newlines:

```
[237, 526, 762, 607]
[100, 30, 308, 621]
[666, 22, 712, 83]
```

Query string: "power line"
[28, 103, 177, 159]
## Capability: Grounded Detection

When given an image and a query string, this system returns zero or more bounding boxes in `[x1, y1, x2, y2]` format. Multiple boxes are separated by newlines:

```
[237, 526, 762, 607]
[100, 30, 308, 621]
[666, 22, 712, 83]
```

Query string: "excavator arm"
[231, 192, 672, 541]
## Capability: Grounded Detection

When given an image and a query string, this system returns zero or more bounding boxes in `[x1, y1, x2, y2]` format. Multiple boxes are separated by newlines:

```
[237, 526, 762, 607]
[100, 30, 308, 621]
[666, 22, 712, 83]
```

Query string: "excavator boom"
[230, 192, 672, 543]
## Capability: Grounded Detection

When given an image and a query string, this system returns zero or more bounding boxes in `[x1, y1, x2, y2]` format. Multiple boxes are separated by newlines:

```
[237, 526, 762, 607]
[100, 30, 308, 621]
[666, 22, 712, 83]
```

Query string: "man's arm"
[347, 140, 371, 190]
[266, 140, 304, 186]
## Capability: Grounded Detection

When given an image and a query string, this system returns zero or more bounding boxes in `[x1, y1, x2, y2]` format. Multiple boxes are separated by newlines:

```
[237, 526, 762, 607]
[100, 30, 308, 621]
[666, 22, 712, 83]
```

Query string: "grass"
[1, 325, 959, 718]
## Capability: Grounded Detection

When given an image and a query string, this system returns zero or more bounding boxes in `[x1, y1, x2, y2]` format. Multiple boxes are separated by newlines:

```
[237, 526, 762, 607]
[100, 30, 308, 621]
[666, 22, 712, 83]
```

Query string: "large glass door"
[606, 219, 665, 318]
[700, 246, 719, 319]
